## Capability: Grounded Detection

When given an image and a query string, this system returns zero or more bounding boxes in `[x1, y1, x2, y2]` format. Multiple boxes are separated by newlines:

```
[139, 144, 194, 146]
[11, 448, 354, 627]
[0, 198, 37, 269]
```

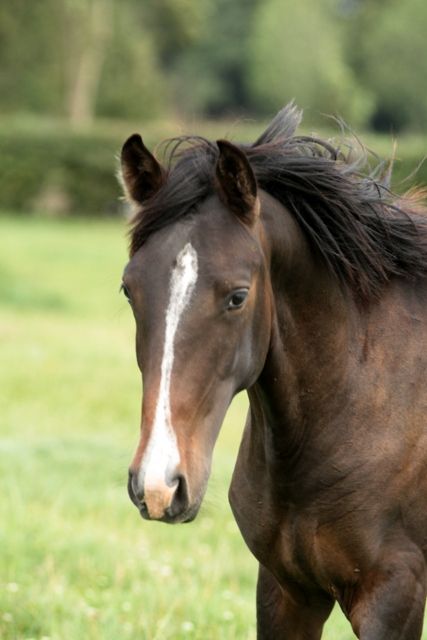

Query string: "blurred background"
[1, 1, 426, 639]
[1, 0, 427, 217]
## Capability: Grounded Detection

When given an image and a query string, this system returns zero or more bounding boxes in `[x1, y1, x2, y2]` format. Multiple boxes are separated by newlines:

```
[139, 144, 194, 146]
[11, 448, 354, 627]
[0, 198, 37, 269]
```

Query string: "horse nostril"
[128, 469, 143, 506]
[167, 474, 189, 518]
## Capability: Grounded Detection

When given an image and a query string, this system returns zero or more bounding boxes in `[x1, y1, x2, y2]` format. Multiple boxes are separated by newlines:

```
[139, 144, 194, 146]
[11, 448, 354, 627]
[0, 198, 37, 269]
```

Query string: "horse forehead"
[129, 225, 238, 269]
[124, 200, 262, 288]
[193, 204, 263, 263]
[124, 222, 194, 279]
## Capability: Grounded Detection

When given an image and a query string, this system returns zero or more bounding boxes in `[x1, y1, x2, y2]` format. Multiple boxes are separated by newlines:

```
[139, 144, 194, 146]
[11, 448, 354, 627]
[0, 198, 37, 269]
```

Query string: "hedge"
[0, 123, 425, 216]
[0, 126, 126, 216]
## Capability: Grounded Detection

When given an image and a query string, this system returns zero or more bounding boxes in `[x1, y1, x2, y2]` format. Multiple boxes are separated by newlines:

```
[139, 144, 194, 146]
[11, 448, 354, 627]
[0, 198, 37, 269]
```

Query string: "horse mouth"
[136, 501, 199, 525]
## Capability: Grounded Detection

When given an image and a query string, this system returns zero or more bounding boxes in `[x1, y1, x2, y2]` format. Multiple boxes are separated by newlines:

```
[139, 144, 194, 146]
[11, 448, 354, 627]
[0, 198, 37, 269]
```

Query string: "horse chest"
[230, 470, 363, 601]
[229, 450, 318, 586]
[229, 430, 366, 594]
[230, 478, 317, 592]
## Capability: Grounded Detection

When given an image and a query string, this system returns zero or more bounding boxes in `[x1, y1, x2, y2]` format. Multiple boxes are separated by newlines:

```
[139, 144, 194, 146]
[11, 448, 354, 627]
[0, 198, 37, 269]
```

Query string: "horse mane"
[129, 103, 427, 300]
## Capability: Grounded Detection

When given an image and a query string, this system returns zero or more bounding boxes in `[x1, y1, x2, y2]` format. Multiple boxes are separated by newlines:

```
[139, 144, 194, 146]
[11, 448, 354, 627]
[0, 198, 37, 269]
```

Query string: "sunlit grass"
[0, 215, 424, 639]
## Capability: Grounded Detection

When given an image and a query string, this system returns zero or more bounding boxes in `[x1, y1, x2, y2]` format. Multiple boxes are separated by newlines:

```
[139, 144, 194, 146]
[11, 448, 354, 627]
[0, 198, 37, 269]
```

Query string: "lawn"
[0, 215, 424, 639]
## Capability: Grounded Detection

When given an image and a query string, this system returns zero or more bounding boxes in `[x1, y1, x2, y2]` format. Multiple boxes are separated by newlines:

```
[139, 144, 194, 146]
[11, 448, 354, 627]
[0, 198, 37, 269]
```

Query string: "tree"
[65, 0, 113, 126]
[344, 0, 427, 131]
[247, 0, 373, 126]
[0, 0, 65, 115]
[172, 0, 259, 116]
[95, 2, 168, 121]
[0, 0, 168, 124]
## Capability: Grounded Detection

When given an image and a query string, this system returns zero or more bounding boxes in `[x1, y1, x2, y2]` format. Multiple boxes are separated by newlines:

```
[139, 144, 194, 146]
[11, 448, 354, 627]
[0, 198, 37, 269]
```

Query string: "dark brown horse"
[120, 104, 427, 639]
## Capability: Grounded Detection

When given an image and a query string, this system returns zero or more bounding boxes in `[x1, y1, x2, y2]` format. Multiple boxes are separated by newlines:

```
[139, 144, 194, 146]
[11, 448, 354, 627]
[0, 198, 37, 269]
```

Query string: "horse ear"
[216, 140, 259, 225]
[120, 134, 165, 204]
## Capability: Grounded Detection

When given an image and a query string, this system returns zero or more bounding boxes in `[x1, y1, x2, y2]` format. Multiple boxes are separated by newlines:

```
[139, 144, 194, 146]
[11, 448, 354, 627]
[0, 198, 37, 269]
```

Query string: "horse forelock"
[129, 104, 427, 301]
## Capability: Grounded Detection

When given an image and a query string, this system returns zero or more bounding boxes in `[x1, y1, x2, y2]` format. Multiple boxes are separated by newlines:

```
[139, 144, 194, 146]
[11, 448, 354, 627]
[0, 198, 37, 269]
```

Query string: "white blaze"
[140, 242, 198, 492]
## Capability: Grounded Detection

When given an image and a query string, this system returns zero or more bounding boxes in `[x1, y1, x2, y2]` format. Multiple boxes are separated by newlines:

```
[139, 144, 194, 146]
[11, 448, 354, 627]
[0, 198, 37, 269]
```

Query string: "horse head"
[121, 135, 271, 523]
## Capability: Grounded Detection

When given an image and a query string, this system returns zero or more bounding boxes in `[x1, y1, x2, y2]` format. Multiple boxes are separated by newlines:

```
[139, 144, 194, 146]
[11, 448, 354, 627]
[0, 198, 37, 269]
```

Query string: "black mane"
[129, 103, 427, 300]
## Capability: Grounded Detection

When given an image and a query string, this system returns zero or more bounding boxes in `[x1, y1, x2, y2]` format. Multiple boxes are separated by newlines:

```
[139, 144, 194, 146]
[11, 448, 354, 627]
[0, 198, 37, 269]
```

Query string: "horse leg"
[256, 564, 334, 640]
[349, 550, 427, 640]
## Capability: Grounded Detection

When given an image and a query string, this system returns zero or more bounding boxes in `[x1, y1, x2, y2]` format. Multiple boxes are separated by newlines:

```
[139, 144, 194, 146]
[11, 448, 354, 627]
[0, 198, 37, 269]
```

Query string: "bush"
[0, 125, 128, 216]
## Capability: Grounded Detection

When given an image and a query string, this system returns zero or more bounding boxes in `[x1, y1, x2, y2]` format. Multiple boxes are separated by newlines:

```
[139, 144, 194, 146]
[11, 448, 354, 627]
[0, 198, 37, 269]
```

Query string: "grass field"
[0, 215, 425, 639]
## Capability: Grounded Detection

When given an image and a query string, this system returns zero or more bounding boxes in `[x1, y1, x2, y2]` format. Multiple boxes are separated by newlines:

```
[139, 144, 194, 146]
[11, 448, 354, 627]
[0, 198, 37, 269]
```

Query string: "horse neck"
[250, 194, 361, 462]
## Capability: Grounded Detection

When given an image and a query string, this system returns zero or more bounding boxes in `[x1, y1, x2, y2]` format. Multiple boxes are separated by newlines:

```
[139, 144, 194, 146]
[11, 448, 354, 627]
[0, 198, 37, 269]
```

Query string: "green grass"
[0, 215, 424, 639]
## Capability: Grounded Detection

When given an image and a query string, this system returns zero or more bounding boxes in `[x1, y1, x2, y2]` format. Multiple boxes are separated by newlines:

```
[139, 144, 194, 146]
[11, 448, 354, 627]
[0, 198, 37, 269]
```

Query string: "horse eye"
[120, 283, 131, 302]
[227, 288, 249, 310]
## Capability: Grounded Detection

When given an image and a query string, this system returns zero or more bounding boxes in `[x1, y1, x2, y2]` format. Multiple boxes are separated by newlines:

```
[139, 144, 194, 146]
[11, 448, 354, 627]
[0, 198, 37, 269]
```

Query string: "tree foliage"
[172, 0, 258, 115]
[247, 0, 373, 125]
[0, 0, 168, 124]
[344, 0, 427, 130]
[0, 0, 66, 114]
[0, 0, 426, 130]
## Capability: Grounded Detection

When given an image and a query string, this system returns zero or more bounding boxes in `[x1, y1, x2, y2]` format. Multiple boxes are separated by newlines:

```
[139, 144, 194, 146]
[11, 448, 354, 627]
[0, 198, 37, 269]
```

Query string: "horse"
[120, 104, 427, 639]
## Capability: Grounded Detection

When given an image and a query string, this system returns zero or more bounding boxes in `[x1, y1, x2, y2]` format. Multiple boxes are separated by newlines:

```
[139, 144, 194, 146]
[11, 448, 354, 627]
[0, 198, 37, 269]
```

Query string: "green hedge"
[0, 127, 126, 216]
[0, 123, 425, 216]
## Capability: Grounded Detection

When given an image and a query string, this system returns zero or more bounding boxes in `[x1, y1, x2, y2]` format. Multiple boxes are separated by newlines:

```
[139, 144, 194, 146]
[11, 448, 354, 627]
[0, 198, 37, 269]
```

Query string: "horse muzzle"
[127, 467, 194, 523]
